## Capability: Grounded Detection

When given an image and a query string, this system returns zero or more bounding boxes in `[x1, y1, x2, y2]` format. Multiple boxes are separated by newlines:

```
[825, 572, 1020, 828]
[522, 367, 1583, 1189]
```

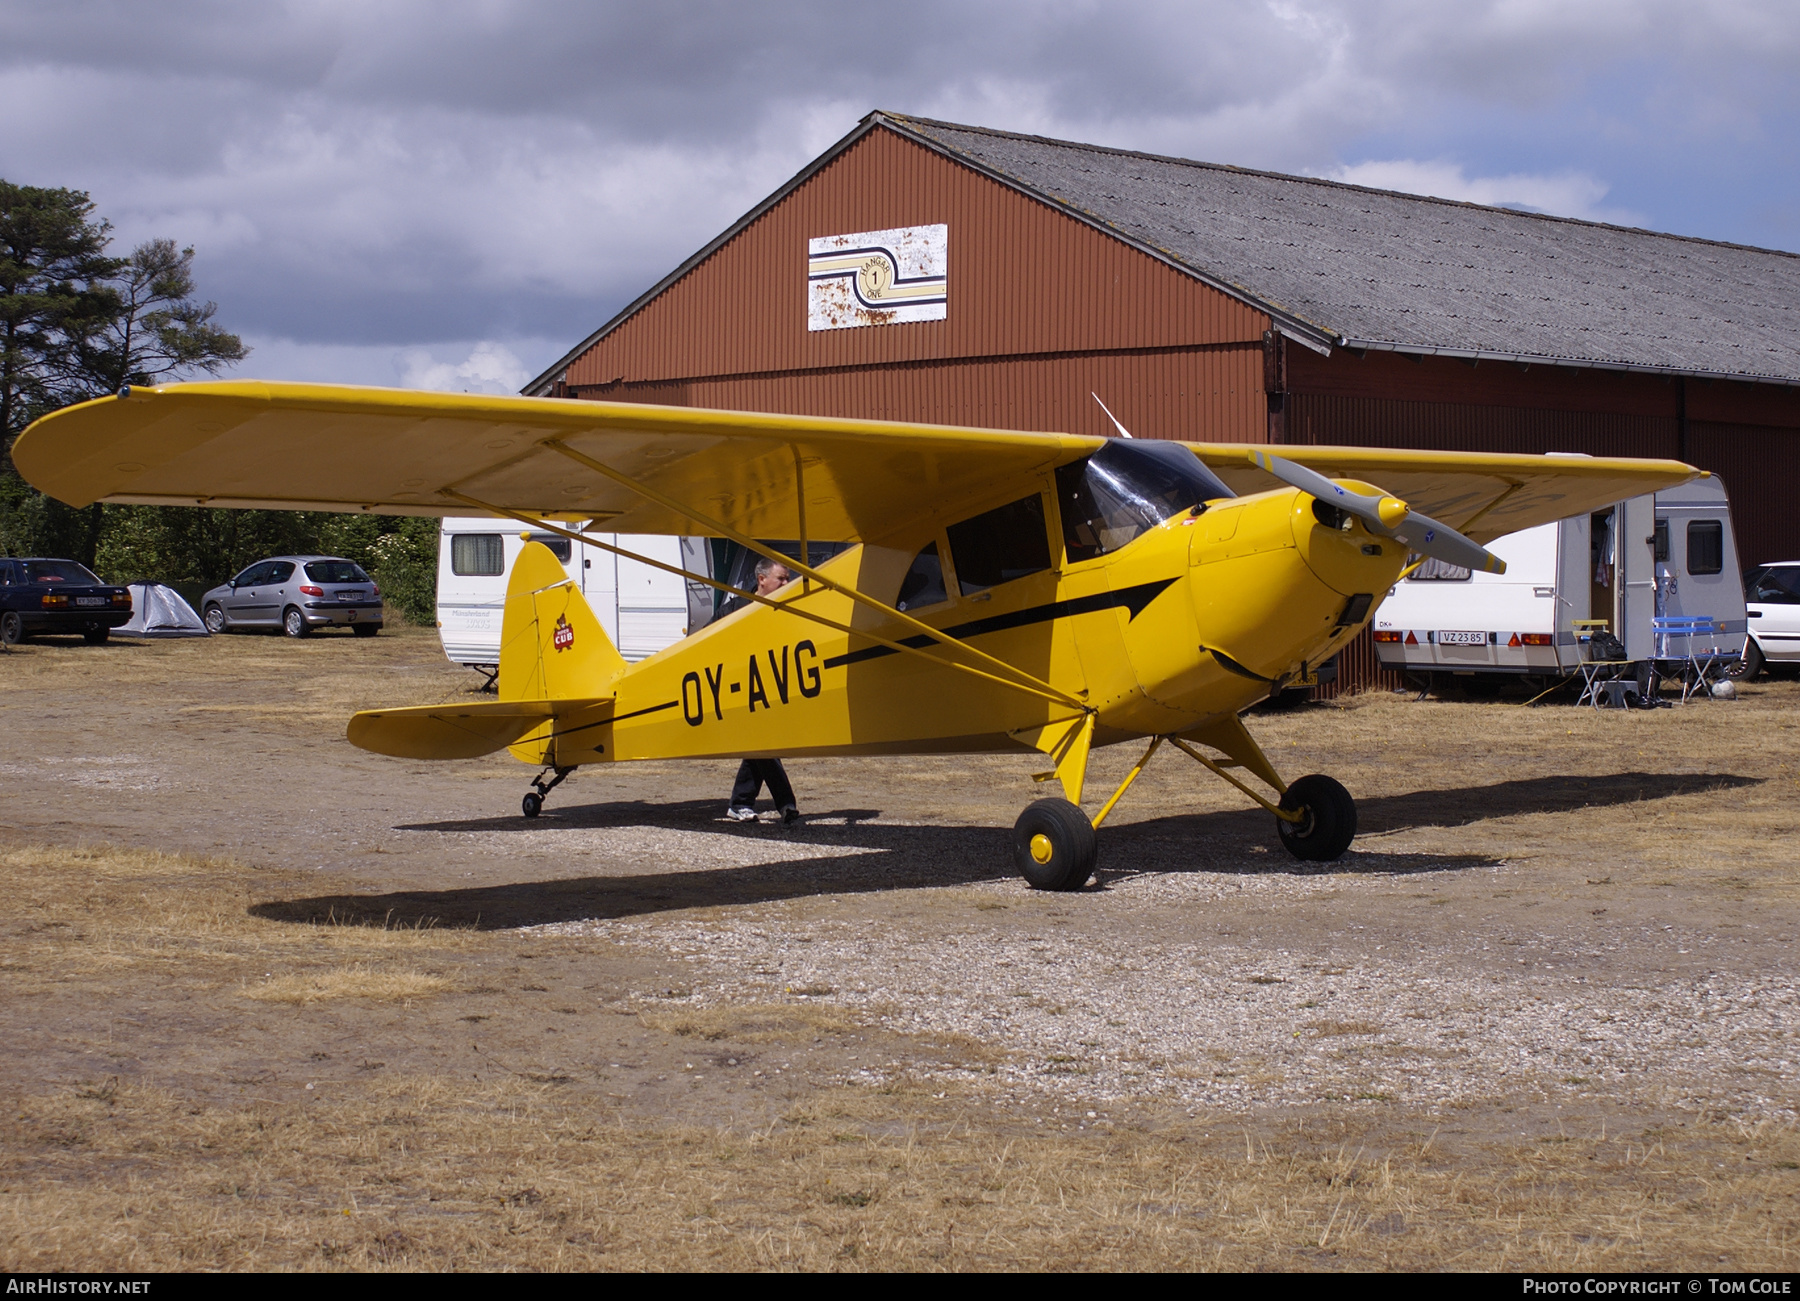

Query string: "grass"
[2, 839, 1798, 1270]
[5, 636, 1800, 1269]
[4, 1071, 1797, 1271]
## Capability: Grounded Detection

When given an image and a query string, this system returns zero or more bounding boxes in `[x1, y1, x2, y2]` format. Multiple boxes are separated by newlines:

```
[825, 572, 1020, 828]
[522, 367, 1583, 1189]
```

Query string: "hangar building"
[526, 112, 1800, 693]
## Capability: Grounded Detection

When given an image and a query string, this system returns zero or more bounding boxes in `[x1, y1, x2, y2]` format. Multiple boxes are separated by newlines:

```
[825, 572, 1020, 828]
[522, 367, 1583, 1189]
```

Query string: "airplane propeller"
[1248, 449, 1506, 575]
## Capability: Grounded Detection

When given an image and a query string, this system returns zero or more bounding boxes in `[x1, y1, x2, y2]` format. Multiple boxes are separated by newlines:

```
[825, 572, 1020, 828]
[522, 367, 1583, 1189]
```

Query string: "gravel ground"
[531, 845, 1798, 1118]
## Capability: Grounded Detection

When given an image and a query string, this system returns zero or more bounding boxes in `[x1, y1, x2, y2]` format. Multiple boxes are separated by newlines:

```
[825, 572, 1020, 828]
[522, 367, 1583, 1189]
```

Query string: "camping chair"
[1574, 619, 1634, 709]
[1652, 615, 1735, 702]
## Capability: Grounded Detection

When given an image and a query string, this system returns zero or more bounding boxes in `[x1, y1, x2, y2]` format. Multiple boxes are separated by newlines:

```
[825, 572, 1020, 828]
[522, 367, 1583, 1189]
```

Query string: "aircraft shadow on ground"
[250, 771, 1758, 930]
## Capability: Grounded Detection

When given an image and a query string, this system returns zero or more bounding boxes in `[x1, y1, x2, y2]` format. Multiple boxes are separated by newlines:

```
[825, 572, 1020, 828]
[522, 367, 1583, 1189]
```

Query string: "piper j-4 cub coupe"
[16, 382, 1696, 890]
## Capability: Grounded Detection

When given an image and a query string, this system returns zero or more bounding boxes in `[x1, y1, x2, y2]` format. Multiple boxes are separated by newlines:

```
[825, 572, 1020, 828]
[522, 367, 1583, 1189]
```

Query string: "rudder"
[499, 538, 627, 706]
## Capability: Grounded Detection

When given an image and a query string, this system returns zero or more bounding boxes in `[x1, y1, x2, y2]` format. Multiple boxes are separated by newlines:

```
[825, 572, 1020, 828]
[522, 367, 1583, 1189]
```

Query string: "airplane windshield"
[1056, 440, 1234, 564]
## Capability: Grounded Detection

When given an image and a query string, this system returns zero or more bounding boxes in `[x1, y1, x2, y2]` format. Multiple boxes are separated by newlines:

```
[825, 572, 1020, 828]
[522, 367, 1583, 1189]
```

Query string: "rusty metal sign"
[807, 224, 947, 331]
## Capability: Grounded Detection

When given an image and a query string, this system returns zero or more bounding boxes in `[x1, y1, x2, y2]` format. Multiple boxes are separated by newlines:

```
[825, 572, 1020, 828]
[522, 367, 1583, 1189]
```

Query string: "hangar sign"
[807, 224, 947, 330]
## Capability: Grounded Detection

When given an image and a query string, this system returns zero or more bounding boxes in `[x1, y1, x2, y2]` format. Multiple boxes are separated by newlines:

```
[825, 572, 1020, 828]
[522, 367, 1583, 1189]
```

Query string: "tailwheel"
[521, 764, 575, 819]
[1275, 774, 1357, 862]
[1012, 798, 1097, 891]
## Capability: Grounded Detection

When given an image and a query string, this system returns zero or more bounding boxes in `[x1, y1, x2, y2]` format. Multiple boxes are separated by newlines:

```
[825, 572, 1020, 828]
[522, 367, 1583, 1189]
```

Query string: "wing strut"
[528, 439, 1089, 712]
[442, 491, 1087, 712]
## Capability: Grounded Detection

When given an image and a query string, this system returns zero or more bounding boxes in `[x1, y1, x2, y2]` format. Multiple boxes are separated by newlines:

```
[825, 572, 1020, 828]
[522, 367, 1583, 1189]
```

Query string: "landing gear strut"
[521, 765, 575, 818]
[1008, 714, 1360, 888]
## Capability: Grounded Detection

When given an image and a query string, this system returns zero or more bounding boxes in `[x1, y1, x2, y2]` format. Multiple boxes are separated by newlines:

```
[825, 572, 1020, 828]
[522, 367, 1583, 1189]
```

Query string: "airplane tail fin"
[497, 538, 625, 763]
[345, 540, 622, 765]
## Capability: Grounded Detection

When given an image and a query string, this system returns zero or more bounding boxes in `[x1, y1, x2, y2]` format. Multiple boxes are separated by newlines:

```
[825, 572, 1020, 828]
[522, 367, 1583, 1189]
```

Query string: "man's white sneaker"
[725, 806, 758, 822]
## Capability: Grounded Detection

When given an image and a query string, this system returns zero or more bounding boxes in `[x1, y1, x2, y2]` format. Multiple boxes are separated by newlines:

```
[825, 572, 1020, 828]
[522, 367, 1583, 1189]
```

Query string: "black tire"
[353, 623, 380, 638]
[522, 792, 542, 819]
[1, 612, 24, 645]
[1276, 774, 1357, 862]
[1730, 638, 1764, 682]
[282, 606, 310, 638]
[203, 603, 228, 635]
[83, 627, 109, 645]
[1012, 798, 1097, 891]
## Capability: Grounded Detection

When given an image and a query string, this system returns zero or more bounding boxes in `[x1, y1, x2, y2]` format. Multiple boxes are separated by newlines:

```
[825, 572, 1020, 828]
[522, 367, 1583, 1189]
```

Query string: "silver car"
[201, 555, 383, 638]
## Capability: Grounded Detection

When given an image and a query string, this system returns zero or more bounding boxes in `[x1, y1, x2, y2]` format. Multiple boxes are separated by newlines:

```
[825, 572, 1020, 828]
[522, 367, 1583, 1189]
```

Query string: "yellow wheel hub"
[1029, 833, 1054, 864]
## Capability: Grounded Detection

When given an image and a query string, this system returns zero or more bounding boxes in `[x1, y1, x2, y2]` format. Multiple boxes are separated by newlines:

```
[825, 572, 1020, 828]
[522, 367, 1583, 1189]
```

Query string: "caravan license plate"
[1439, 630, 1487, 646]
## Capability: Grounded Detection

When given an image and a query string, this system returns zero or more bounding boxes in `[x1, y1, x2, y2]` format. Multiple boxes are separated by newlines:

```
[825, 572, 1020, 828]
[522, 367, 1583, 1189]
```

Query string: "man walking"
[726, 556, 800, 825]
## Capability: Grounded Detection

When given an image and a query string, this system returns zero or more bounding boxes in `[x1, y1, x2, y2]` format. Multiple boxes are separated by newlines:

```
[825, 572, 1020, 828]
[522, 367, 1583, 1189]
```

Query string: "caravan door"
[1615, 494, 1655, 662]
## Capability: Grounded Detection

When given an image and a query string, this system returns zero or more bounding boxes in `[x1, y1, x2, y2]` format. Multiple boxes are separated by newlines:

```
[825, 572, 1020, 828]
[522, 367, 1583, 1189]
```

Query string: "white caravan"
[1372, 476, 1745, 680]
[436, 518, 690, 679]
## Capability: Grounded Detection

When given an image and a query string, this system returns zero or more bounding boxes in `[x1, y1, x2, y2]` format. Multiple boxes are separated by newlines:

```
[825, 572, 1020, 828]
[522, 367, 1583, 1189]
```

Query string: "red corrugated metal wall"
[566, 126, 1268, 411]
[594, 343, 1264, 442]
[549, 125, 1800, 701]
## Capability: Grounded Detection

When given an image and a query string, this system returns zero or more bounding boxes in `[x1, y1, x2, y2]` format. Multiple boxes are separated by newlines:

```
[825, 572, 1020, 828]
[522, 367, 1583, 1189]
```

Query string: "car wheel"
[83, 627, 109, 645]
[282, 606, 310, 638]
[0, 612, 24, 645]
[352, 623, 380, 638]
[203, 603, 228, 635]
[1729, 638, 1764, 682]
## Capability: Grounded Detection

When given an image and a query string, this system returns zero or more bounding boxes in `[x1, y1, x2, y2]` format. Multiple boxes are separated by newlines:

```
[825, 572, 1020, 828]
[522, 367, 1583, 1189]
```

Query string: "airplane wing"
[1192, 444, 1697, 545]
[13, 380, 1696, 545]
[11, 380, 1098, 542]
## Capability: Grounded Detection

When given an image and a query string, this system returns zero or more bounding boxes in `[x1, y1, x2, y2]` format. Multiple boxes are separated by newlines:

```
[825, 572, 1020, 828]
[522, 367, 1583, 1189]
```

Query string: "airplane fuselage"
[505, 482, 1407, 769]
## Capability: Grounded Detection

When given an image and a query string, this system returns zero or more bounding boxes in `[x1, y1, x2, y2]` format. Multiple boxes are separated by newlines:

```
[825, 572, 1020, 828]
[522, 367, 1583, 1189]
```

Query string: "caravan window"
[452, 533, 505, 576]
[527, 533, 573, 563]
[1687, 521, 1723, 575]
[1407, 557, 1472, 582]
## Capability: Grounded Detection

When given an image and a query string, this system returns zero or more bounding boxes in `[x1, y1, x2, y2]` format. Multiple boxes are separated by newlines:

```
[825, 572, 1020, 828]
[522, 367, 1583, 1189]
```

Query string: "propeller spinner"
[1248, 449, 1506, 575]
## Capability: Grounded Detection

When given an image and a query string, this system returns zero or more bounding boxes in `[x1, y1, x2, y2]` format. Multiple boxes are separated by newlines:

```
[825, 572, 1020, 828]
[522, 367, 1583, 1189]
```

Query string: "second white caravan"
[1373, 476, 1745, 681]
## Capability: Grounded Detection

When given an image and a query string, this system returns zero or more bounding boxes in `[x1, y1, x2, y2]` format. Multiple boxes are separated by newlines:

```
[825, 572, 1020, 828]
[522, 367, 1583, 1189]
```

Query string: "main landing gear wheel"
[1276, 774, 1357, 862]
[1012, 798, 1097, 891]
[522, 792, 543, 818]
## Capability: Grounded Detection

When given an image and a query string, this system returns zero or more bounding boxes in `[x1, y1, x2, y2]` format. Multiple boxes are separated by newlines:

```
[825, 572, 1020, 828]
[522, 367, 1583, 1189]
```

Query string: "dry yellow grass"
[3, 1073, 1796, 1271]
[5, 630, 1800, 1270]
[3, 839, 1798, 1271]
[243, 965, 453, 1004]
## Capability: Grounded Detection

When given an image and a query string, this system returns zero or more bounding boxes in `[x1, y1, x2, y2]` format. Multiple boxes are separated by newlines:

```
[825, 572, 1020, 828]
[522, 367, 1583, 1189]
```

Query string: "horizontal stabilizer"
[347, 697, 612, 760]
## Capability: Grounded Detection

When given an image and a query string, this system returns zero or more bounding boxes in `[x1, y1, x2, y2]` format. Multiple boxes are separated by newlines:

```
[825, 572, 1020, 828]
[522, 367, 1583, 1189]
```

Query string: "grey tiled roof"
[891, 115, 1800, 385]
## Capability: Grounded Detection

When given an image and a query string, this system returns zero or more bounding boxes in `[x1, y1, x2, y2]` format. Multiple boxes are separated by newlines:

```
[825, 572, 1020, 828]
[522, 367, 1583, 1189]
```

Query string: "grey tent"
[115, 581, 209, 638]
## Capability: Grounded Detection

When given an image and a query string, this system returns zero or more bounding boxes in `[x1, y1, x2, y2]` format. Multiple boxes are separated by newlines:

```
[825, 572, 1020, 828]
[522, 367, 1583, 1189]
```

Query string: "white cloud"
[397, 341, 533, 394]
[1326, 159, 1641, 225]
[239, 335, 565, 391]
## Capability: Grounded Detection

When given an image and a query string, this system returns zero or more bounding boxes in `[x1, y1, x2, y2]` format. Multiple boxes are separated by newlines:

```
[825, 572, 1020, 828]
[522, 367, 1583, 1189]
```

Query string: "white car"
[1739, 563, 1800, 678]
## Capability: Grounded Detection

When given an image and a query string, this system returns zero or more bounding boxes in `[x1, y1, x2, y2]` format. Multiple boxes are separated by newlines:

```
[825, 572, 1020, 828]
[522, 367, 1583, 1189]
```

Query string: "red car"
[0, 558, 132, 644]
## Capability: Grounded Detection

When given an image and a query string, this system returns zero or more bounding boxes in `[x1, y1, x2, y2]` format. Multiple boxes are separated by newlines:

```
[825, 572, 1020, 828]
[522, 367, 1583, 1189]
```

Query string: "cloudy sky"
[3, 0, 1795, 394]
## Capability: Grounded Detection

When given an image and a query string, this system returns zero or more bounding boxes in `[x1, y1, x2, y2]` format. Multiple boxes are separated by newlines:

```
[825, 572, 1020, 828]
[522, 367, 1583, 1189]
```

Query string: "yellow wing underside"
[14, 380, 1699, 545]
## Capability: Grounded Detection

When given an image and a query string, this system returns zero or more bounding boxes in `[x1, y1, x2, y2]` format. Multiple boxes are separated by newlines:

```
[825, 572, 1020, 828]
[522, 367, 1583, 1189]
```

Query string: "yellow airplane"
[15, 381, 1696, 889]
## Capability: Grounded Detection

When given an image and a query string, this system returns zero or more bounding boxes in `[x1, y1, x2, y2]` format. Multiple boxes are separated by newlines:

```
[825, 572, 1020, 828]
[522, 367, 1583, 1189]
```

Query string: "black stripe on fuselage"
[547, 697, 679, 743]
[821, 577, 1177, 670]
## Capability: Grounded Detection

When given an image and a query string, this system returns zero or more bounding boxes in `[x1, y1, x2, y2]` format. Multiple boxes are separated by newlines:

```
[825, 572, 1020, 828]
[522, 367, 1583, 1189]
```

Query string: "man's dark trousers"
[731, 759, 795, 812]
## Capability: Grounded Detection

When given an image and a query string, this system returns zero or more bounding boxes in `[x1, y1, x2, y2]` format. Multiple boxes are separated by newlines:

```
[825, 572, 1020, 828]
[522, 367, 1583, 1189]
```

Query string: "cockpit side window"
[896, 540, 947, 612]
[946, 495, 1052, 595]
[1056, 439, 1235, 563]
